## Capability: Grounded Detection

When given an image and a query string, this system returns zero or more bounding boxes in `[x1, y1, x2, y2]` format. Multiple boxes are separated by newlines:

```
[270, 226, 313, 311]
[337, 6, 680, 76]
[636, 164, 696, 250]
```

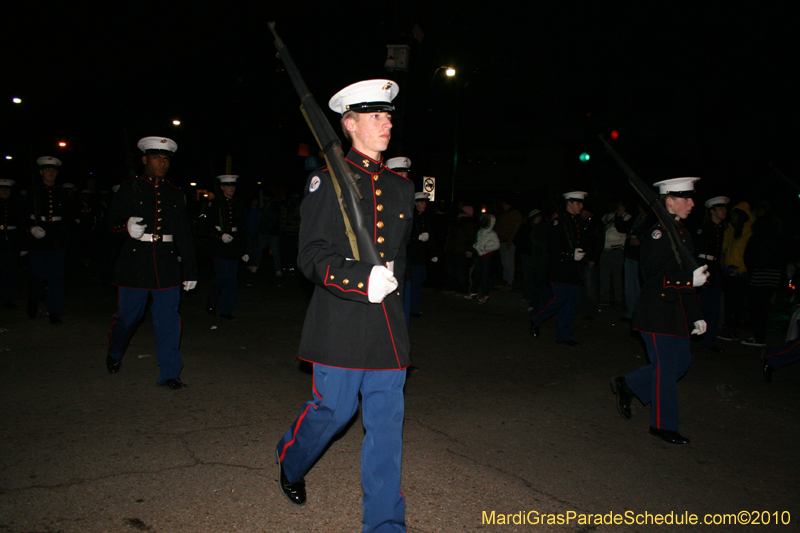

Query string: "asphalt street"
[1, 268, 798, 533]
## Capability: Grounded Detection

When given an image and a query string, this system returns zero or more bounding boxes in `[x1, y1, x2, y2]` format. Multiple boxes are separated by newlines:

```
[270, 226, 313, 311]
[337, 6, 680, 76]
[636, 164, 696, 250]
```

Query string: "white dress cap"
[62, 183, 76, 189]
[137, 136, 178, 154]
[387, 157, 411, 171]
[415, 192, 430, 201]
[36, 156, 62, 168]
[0, 179, 15, 187]
[704, 196, 730, 209]
[329, 79, 399, 115]
[653, 177, 700, 195]
[562, 191, 588, 201]
[217, 175, 239, 184]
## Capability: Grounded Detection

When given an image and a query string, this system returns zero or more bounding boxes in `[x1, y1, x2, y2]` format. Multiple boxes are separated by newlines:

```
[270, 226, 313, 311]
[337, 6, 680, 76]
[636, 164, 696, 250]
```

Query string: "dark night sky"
[2, 4, 798, 219]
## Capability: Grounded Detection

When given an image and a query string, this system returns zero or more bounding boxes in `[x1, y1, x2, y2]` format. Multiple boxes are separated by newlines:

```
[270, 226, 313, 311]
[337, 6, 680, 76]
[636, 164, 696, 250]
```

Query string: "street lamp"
[12, 97, 22, 104]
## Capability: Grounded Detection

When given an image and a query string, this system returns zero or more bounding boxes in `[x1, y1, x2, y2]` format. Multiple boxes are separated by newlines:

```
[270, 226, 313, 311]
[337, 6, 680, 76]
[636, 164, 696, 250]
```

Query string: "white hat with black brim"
[653, 177, 700, 197]
[329, 80, 399, 115]
[137, 137, 178, 155]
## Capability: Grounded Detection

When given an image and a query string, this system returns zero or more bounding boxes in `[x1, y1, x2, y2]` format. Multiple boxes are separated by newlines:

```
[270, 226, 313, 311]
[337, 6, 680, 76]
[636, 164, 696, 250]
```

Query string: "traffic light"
[579, 152, 590, 162]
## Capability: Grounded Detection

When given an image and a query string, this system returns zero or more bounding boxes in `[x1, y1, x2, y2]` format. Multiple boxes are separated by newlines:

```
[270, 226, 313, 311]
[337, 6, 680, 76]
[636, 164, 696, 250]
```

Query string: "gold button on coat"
[343, 279, 349, 284]
[377, 204, 384, 211]
[377, 236, 385, 244]
[358, 282, 364, 288]
[377, 221, 384, 228]
[375, 189, 382, 196]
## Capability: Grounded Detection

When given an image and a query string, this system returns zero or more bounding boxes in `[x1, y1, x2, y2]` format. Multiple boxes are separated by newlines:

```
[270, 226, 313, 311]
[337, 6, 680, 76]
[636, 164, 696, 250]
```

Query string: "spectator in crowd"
[444, 205, 478, 296]
[495, 200, 522, 291]
[616, 201, 651, 322]
[466, 213, 500, 303]
[576, 205, 603, 320]
[742, 214, 784, 347]
[718, 202, 753, 341]
[599, 200, 630, 308]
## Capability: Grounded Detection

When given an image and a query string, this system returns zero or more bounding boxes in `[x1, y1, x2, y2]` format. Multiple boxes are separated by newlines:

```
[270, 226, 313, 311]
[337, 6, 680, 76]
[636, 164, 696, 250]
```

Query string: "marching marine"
[205, 175, 248, 319]
[0, 179, 23, 309]
[105, 137, 198, 390]
[25, 156, 74, 324]
[612, 177, 709, 445]
[275, 79, 414, 532]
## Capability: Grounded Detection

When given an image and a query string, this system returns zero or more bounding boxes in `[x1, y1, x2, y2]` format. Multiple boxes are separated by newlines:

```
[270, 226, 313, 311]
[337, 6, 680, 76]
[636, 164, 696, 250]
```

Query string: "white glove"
[20, 251, 28, 257]
[431, 256, 439, 263]
[691, 320, 707, 335]
[241, 254, 249, 262]
[127, 217, 146, 240]
[368, 265, 398, 303]
[221, 233, 233, 244]
[692, 265, 709, 287]
[418, 232, 429, 242]
[31, 226, 46, 239]
[574, 248, 586, 261]
[183, 281, 197, 291]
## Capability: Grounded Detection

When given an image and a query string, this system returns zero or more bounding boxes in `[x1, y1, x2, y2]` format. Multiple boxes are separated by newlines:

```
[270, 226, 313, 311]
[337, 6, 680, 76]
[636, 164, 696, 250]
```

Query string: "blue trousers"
[28, 249, 66, 315]
[765, 333, 800, 370]
[107, 286, 183, 383]
[626, 333, 692, 431]
[530, 282, 578, 342]
[277, 364, 406, 533]
[209, 258, 239, 314]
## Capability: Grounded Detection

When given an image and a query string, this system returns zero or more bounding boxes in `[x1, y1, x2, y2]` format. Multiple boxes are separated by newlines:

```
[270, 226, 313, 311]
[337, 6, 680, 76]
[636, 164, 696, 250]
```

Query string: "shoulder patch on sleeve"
[651, 229, 662, 240]
[309, 175, 321, 193]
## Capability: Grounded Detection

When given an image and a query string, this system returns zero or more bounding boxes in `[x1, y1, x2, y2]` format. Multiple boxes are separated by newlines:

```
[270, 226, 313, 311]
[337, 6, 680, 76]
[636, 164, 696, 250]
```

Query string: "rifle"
[267, 21, 382, 265]
[598, 135, 699, 272]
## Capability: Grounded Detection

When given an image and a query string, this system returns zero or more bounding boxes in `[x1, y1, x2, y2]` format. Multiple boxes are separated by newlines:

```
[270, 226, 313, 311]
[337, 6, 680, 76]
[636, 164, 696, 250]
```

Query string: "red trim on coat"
[382, 301, 402, 368]
[322, 265, 368, 296]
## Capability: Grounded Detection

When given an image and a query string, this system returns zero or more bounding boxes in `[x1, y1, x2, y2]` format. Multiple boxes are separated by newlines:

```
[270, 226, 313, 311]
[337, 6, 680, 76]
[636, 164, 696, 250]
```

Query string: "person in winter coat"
[466, 213, 500, 303]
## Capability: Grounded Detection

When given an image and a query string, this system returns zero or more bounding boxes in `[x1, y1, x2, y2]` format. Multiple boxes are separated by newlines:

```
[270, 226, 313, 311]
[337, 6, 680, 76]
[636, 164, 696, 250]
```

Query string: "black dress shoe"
[649, 426, 690, 445]
[106, 356, 121, 374]
[556, 340, 581, 347]
[530, 322, 540, 337]
[276, 449, 306, 506]
[207, 305, 216, 317]
[48, 314, 63, 325]
[158, 379, 188, 390]
[610, 377, 632, 419]
[763, 362, 773, 383]
[219, 313, 236, 320]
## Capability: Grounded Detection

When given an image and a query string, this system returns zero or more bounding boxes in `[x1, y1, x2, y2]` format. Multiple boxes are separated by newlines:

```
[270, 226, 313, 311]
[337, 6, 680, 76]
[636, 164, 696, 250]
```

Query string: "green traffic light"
[579, 152, 590, 162]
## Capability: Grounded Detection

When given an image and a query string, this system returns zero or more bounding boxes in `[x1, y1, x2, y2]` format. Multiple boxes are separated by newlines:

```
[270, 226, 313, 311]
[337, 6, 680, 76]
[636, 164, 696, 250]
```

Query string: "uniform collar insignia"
[363, 159, 370, 168]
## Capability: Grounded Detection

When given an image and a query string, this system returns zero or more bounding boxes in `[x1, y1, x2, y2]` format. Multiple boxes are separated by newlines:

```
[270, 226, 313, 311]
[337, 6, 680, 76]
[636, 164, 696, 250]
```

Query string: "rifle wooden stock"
[268, 22, 382, 266]
[598, 135, 700, 273]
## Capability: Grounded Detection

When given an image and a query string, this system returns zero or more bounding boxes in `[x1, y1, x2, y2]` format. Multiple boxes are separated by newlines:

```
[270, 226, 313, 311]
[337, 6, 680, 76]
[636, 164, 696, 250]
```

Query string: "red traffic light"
[610, 130, 619, 140]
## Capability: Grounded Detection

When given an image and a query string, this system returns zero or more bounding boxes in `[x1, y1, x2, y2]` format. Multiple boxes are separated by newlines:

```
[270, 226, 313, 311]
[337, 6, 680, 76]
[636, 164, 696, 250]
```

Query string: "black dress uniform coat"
[205, 196, 247, 261]
[632, 220, 703, 336]
[545, 213, 583, 285]
[109, 174, 197, 289]
[297, 148, 415, 370]
[24, 184, 74, 250]
[0, 196, 23, 254]
[694, 219, 724, 288]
